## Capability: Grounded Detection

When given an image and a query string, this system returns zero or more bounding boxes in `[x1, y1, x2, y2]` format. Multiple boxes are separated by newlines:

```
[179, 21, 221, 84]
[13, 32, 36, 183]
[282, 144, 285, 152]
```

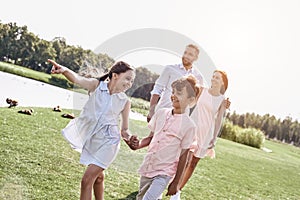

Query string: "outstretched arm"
[48, 59, 99, 92]
[166, 149, 189, 196]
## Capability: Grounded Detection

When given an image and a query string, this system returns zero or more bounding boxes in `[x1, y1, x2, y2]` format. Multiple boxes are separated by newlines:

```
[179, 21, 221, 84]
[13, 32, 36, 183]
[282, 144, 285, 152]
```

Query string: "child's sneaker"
[170, 190, 181, 200]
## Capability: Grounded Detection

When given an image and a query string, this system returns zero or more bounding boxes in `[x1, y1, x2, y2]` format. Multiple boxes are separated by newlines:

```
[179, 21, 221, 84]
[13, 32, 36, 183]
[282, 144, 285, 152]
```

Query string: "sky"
[1, 0, 300, 120]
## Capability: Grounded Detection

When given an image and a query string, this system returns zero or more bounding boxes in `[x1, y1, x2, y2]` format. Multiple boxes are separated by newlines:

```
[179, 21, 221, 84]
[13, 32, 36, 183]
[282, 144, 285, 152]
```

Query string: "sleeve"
[197, 127, 214, 158]
[150, 66, 171, 95]
[181, 125, 197, 149]
[193, 69, 205, 87]
[197, 75, 204, 86]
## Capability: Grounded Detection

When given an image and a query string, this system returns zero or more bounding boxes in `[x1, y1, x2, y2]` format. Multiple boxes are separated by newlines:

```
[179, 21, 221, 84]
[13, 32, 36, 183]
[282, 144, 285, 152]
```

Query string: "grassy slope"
[0, 107, 299, 200]
[0, 61, 86, 94]
[0, 61, 52, 83]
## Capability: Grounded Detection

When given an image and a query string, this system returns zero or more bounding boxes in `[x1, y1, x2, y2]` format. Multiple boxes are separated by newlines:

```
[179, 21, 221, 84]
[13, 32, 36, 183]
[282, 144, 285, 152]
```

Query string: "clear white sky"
[1, 0, 300, 120]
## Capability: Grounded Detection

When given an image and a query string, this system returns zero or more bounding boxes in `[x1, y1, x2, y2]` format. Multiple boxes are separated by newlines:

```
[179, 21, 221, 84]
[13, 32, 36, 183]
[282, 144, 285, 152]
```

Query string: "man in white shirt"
[147, 44, 204, 122]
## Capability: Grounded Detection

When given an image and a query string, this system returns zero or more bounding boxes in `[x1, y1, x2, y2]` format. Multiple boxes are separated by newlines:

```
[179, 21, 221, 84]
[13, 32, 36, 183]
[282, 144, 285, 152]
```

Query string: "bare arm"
[209, 103, 226, 148]
[48, 59, 99, 92]
[120, 100, 131, 141]
[124, 131, 154, 150]
[166, 149, 189, 196]
[147, 94, 160, 122]
[135, 131, 154, 149]
[147, 66, 171, 122]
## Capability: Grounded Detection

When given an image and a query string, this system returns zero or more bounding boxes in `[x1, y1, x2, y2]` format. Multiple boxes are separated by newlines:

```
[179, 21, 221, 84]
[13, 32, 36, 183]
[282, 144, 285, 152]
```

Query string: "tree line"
[226, 112, 300, 147]
[0, 21, 114, 75]
[0, 21, 160, 95]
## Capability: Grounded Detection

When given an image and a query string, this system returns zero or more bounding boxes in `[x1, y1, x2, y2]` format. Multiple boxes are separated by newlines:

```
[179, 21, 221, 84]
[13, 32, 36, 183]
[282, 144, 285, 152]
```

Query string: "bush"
[237, 128, 265, 148]
[220, 120, 239, 142]
[130, 97, 149, 110]
[220, 120, 265, 148]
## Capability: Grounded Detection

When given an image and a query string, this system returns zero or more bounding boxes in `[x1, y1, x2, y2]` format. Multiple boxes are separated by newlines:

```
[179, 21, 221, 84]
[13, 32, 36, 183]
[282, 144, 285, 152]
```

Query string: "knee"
[81, 174, 94, 189]
[94, 172, 105, 185]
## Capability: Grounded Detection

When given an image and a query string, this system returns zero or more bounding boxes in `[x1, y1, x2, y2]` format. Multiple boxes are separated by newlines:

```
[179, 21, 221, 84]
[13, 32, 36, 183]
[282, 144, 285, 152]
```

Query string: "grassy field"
[0, 107, 300, 199]
[0, 61, 55, 84]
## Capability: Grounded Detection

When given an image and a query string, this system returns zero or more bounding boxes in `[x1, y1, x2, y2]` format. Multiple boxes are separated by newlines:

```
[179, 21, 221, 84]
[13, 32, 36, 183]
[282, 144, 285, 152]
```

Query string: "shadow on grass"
[118, 191, 138, 200]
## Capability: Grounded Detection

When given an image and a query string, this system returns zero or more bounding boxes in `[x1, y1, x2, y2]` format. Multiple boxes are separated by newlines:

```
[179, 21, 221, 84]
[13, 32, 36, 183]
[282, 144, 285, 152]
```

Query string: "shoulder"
[192, 68, 204, 79]
[183, 114, 196, 128]
[180, 115, 197, 137]
[97, 81, 107, 90]
[199, 87, 208, 96]
[115, 91, 128, 100]
[154, 108, 169, 117]
[163, 64, 181, 71]
[157, 107, 169, 114]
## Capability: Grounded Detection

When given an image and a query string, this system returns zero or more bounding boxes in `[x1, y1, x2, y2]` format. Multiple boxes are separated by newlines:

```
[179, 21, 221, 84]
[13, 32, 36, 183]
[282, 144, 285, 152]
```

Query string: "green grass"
[0, 61, 51, 83]
[0, 107, 299, 199]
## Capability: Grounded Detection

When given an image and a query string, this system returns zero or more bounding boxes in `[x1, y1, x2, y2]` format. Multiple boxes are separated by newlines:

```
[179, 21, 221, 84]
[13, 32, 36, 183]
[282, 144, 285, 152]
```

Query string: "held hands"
[48, 59, 66, 74]
[124, 135, 140, 150]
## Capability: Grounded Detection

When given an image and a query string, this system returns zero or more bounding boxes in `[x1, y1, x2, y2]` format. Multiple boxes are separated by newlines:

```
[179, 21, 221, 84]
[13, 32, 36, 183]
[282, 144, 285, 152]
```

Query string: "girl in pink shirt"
[127, 75, 201, 200]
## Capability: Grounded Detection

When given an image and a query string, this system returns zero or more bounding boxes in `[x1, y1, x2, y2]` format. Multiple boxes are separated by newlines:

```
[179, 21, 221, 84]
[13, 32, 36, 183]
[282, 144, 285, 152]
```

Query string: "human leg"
[136, 176, 152, 200]
[169, 154, 200, 200]
[80, 164, 104, 200]
[143, 175, 171, 200]
[179, 154, 200, 190]
[93, 171, 105, 200]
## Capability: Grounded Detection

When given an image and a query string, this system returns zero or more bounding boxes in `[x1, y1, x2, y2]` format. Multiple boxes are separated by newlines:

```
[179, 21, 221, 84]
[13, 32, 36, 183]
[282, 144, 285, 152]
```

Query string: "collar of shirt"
[99, 81, 127, 99]
[179, 63, 194, 73]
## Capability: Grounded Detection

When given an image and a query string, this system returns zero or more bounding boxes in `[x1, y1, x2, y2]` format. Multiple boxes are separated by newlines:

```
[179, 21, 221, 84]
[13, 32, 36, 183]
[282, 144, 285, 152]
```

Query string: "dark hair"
[98, 61, 135, 81]
[171, 75, 201, 98]
[214, 70, 228, 94]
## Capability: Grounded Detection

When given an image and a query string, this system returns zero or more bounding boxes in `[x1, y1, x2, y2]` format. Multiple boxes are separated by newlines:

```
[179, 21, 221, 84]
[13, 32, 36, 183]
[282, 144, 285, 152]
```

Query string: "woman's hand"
[223, 98, 231, 110]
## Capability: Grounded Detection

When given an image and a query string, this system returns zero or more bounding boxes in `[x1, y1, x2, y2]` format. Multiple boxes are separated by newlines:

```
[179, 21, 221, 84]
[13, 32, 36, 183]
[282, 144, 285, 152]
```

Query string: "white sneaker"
[170, 190, 181, 200]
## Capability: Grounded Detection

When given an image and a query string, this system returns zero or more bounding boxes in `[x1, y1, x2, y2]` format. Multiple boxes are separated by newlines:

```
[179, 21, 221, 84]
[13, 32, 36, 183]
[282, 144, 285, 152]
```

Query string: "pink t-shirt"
[138, 108, 196, 178]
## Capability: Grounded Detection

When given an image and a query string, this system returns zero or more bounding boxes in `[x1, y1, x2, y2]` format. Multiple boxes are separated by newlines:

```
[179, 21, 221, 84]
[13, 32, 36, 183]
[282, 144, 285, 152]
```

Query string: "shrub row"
[220, 119, 265, 148]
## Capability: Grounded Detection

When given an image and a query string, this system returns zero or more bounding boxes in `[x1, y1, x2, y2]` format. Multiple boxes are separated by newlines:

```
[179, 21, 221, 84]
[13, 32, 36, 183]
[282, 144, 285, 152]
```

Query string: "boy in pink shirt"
[127, 75, 201, 200]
